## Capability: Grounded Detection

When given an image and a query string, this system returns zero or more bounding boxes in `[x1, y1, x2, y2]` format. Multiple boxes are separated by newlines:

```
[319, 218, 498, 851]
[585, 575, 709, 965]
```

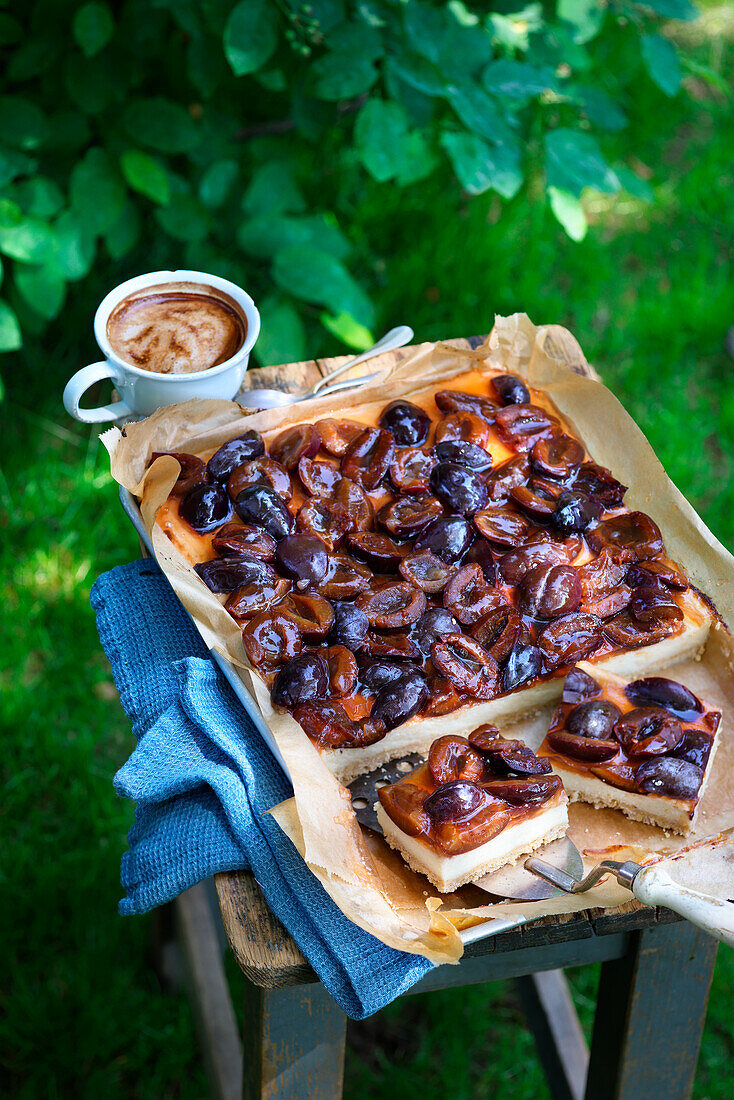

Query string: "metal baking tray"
[119, 484, 531, 946]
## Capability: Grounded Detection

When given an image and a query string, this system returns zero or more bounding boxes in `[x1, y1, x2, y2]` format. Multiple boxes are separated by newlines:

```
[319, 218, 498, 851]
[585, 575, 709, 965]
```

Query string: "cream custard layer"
[375, 797, 569, 893]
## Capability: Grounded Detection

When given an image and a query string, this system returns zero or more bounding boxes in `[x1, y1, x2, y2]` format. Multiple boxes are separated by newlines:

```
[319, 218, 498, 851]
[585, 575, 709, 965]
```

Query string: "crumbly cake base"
[324, 617, 711, 783]
[375, 800, 569, 893]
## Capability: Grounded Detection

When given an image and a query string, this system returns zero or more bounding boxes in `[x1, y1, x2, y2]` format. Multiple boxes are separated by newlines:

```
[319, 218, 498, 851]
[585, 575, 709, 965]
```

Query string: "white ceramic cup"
[62, 269, 260, 422]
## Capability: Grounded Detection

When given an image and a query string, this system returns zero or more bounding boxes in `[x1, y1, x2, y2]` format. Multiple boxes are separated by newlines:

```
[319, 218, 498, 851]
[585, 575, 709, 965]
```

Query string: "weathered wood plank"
[515, 969, 590, 1100]
[584, 921, 717, 1100]
[215, 871, 314, 990]
[176, 882, 244, 1100]
[408, 933, 631, 995]
[242, 980, 346, 1100]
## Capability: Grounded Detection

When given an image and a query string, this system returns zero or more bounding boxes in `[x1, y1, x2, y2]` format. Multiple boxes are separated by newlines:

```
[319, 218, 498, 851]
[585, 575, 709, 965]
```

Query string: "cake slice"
[375, 727, 568, 892]
[537, 662, 720, 834]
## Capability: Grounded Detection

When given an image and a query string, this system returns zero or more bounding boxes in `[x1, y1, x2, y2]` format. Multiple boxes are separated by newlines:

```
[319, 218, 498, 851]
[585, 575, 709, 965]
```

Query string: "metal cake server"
[238, 325, 414, 409]
[350, 757, 734, 942]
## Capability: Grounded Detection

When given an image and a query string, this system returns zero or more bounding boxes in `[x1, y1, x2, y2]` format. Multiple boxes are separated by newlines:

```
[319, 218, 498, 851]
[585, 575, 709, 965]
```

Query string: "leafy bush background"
[0, 0, 710, 372]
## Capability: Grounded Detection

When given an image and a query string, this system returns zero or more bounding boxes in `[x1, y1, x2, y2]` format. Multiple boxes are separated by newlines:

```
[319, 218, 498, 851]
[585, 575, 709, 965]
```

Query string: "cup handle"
[62, 362, 132, 423]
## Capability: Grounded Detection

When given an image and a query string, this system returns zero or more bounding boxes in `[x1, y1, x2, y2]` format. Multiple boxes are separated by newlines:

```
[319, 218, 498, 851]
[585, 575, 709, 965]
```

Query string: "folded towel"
[91, 560, 432, 1018]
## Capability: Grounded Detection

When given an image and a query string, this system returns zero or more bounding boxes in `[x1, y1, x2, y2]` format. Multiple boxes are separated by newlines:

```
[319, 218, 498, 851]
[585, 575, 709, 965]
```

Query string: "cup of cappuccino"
[63, 269, 260, 422]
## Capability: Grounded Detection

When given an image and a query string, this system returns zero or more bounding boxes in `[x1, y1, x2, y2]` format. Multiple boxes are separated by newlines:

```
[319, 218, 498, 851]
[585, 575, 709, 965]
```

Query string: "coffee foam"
[107, 282, 246, 375]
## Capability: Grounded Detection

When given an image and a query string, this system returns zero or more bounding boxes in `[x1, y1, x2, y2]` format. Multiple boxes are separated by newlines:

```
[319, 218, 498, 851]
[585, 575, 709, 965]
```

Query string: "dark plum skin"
[207, 431, 265, 482]
[424, 779, 488, 823]
[430, 462, 488, 517]
[414, 515, 474, 563]
[194, 553, 272, 592]
[566, 700, 621, 739]
[492, 373, 529, 406]
[235, 485, 294, 542]
[433, 440, 493, 472]
[673, 731, 714, 770]
[635, 757, 704, 800]
[624, 677, 702, 721]
[271, 654, 329, 708]
[370, 671, 429, 730]
[502, 644, 543, 692]
[276, 533, 328, 589]
[463, 539, 496, 584]
[379, 400, 431, 446]
[413, 607, 461, 655]
[563, 666, 601, 704]
[329, 601, 369, 650]
[552, 490, 602, 536]
[180, 482, 233, 533]
[359, 659, 422, 693]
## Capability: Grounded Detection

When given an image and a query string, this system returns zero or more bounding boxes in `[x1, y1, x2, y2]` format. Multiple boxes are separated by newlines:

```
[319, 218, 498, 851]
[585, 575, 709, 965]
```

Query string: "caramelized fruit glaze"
[538, 667, 720, 814]
[378, 728, 564, 856]
[151, 369, 707, 753]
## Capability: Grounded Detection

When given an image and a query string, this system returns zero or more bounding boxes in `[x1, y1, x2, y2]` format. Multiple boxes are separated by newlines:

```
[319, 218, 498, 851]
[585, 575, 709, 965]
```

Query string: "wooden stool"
[150, 335, 717, 1098]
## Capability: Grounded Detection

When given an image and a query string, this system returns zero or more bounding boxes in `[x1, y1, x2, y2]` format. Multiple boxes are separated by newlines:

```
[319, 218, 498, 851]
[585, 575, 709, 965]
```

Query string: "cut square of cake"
[375, 727, 568, 893]
[537, 662, 721, 834]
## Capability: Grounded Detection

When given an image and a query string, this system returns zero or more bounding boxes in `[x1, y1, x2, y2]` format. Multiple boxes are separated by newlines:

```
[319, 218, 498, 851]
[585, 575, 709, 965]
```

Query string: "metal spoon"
[238, 325, 414, 409]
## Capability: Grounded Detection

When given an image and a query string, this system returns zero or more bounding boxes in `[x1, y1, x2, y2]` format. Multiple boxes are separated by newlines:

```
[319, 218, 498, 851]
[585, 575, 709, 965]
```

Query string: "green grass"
[2, 10, 733, 1098]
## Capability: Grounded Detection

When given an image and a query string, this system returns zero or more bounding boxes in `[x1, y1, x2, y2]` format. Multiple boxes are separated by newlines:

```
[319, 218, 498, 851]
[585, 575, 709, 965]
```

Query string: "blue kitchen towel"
[90, 559, 433, 1018]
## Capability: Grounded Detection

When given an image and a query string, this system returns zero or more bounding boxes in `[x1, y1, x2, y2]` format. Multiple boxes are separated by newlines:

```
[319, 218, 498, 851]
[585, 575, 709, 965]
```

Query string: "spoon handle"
[308, 325, 414, 396]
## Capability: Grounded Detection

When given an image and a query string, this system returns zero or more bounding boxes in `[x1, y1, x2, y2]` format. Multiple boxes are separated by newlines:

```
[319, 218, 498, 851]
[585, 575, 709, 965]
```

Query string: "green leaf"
[0, 97, 48, 151]
[49, 211, 95, 280]
[385, 54, 445, 98]
[199, 159, 239, 208]
[70, 148, 126, 236]
[441, 131, 523, 198]
[320, 311, 374, 351]
[681, 57, 732, 99]
[273, 246, 374, 326]
[254, 296, 306, 366]
[396, 130, 438, 185]
[636, 0, 697, 20]
[73, 3, 114, 57]
[446, 85, 514, 145]
[483, 60, 555, 99]
[224, 0, 278, 76]
[641, 34, 682, 97]
[327, 23, 383, 61]
[0, 300, 21, 351]
[243, 161, 305, 216]
[313, 52, 378, 100]
[548, 187, 587, 240]
[15, 265, 66, 320]
[104, 200, 141, 260]
[308, 0, 346, 32]
[239, 214, 349, 260]
[122, 98, 200, 153]
[7, 38, 60, 81]
[11, 178, 65, 218]
[489, 7, 543, 52]
[65, 54, 116, 114]
[558, 0, 605, 44]
[0, 218, 57, 264]
[155, 193, 210, 242]
[188, 33, 228, 97]
[0, 14, 22, 46]
[120, 150, 170, 205]
[545, 128, 619, 196]
[573, 87, 628, 131]
[403, 4, 446, 64]
[354, 100, 409, 183]
[0, 147, 36, 188]
[0, 199, 22, 228]
[615, 166, 654, 201]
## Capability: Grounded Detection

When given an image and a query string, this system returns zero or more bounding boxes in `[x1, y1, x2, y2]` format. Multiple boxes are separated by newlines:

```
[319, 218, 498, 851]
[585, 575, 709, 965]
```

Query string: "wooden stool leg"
[242, 981, 347, 1100]
[515, 969, 589, 1100]
[584, 922, 717, 1100]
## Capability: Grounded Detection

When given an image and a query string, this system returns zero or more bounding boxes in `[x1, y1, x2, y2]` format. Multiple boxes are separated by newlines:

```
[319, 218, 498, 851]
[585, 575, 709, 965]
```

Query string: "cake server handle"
[526, 853, 734, 947]
[632, 862, 734, 948]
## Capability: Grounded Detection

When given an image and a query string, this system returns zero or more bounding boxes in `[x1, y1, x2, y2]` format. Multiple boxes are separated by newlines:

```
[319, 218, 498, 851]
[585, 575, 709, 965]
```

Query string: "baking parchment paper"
[102, 315, 734, 964]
